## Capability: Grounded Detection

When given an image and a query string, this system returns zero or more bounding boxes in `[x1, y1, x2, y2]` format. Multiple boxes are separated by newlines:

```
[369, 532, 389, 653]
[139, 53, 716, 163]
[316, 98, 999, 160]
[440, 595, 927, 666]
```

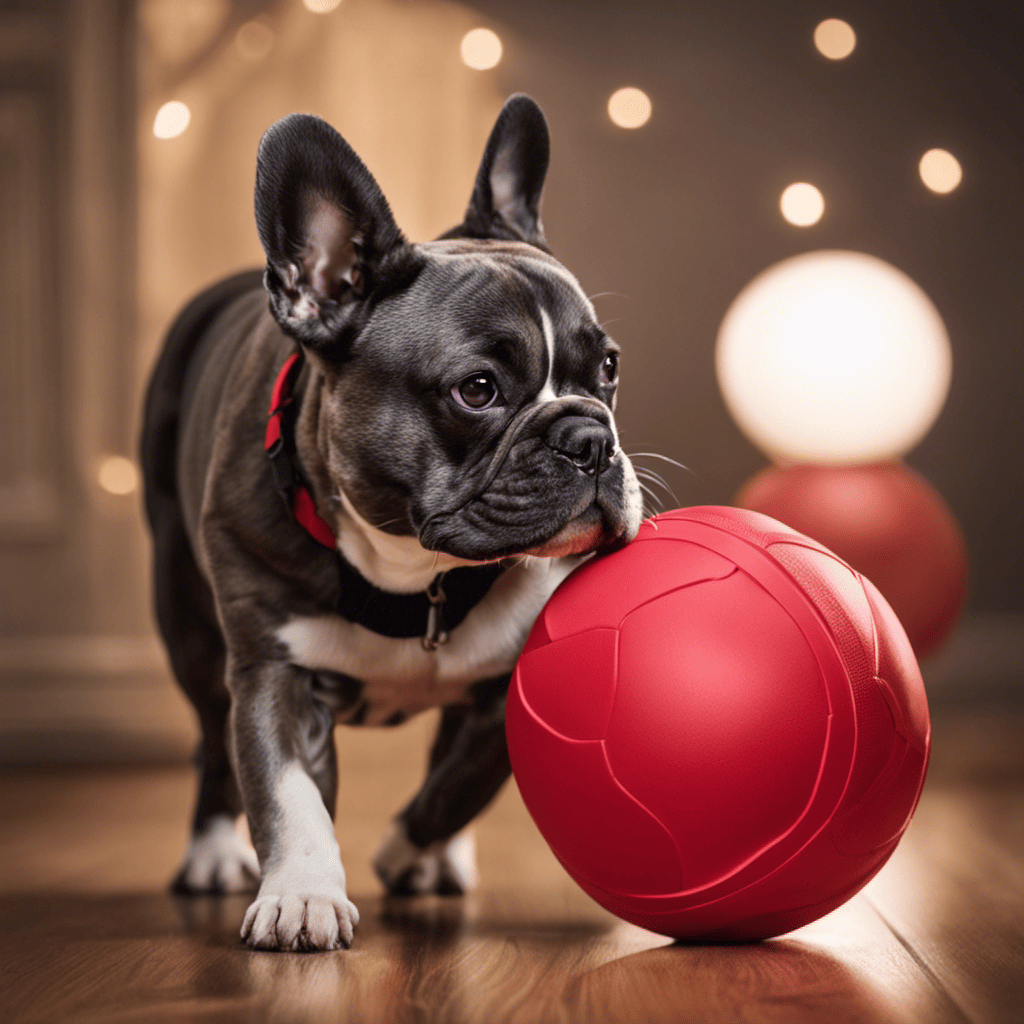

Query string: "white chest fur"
[276, 556, 580, 722]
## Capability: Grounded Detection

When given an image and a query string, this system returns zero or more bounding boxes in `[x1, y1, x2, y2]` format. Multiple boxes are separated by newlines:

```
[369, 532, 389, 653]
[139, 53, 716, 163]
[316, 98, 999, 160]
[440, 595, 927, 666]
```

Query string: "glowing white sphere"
[153, 100, 191, 139]
[919, 148, 963, 194]
[608, 87, 652, 129]
[814, 18, 856, 60]
[716, 250, 952, 465]
[461, 28, 502, 70]
[97, 455, 138, 495]
[780, 182, 824, 226]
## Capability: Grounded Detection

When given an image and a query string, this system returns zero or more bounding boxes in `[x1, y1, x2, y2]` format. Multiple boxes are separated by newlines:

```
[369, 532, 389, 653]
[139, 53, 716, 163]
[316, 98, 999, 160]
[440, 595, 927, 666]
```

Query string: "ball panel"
[767, 542, 897, 813]
[520, 609, 551, 656]
[538, 538, 736, 641]
[570, 830, 899, 940]
[506, 681, 685, 895]
[766, 541, 876, 659]
[513, 629, 618, 741]
[605, 571, 830, 892]
[829, 735, 927, 856]
[840, 673, 898, 814]
[650, 505, 832, 554]
[860, 575, 930, 751]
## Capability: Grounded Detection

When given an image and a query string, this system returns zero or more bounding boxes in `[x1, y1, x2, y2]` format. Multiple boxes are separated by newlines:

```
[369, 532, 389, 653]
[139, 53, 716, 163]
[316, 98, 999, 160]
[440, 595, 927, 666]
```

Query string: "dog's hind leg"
[140, 269, 264, 894]
[373, 682, 512, 895]
[151, 510, 259, 894]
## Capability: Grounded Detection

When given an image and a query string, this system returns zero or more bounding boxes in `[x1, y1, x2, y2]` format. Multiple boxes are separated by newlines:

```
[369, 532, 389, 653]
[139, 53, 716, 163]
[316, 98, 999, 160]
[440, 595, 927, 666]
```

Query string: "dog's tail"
[139, 269, 265, 532]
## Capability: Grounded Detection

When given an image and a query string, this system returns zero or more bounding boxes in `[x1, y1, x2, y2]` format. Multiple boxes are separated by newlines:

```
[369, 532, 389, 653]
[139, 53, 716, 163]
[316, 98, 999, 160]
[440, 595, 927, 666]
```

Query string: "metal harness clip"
[422, 573, 449, 651]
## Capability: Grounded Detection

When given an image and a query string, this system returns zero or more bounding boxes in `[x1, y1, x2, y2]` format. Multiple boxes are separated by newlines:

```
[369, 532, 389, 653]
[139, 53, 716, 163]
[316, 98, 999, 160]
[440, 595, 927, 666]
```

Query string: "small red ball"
[507, 506, 930, 942]
[736, 461, 968, 659]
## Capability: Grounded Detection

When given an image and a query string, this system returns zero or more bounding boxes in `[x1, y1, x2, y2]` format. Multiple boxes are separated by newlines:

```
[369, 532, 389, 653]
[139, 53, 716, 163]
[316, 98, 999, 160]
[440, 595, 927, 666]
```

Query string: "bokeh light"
[303, 0, 342, 13]
[814, 18, 856, 59]
[607, 87, 652, 129]
[235, 18, 275, 62]
[98, 456, 139, 496]
[716, 251, 952, 465]
[460, 28, 502, 70]
[780, 182, 825, 226]
[919, 148, 963, 193]
[153, 100, 191, 139]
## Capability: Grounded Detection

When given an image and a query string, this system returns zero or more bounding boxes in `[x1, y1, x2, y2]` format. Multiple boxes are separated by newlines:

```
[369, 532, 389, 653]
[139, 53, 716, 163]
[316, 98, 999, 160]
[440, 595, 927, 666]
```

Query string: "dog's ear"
[254, 113, 406, 351]
[448, 94, 550, 249]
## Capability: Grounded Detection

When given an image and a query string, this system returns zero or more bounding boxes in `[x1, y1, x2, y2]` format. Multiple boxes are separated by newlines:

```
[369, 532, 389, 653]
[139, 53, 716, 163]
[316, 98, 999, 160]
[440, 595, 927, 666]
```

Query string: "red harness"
[262, 349, 506, 648]
[264, 351, 337, 549]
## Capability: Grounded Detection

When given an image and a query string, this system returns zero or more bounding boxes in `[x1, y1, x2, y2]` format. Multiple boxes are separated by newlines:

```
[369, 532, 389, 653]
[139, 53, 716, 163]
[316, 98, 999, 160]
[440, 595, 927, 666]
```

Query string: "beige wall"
[0, 0, 507, 764]
[0, 1, 162, 763]
[138, 0, 509, 371]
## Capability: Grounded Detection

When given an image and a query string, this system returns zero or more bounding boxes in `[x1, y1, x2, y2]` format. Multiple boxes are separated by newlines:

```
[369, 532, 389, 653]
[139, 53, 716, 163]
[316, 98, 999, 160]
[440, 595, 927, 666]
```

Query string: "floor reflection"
[568, 937, 901, 1024]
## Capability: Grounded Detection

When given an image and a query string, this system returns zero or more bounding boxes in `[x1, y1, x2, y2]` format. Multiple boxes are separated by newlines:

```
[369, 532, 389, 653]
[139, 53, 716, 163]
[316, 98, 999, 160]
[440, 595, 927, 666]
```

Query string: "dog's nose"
[545, 416, 614, 476]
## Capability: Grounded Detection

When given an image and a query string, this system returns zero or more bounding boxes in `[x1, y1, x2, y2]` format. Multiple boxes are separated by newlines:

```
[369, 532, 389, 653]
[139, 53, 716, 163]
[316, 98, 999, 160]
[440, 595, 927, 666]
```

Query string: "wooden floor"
[1, 706, 1022, 1024]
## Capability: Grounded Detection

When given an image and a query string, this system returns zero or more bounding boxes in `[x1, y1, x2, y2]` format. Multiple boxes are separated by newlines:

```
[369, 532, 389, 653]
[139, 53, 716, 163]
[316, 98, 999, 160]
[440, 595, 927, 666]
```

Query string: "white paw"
[173, 815, 260, 893]
[373, 821, 479, 895]
[240, 881, 360, 951]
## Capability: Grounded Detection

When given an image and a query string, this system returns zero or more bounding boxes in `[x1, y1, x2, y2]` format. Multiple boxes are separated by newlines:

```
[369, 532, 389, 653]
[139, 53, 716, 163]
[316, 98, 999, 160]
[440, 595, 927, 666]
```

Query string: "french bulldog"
[141, 94, 643, 952]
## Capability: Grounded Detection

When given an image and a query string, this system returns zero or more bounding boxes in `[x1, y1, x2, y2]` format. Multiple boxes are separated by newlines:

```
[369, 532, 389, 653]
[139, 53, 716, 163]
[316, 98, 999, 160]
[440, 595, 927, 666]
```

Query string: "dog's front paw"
[373, 821, 478, 896]
[240, 883, 360, 951]
[172, 815, 260, 894]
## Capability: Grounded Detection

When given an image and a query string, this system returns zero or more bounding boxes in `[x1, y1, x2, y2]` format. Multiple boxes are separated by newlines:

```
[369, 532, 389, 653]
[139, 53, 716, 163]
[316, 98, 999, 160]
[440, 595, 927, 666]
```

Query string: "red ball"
[507, 506, 930, 942]
[736, 461, 968, 660]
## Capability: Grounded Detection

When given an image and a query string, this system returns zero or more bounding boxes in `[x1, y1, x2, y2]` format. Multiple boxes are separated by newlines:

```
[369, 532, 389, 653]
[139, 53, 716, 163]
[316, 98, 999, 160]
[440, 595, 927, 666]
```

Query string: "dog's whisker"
[587, 290, 630, 302]
[634, 468, 680, 506]
[638, 492, 664, 514]
[371, 516, 406, 532]
[637, 482, 665, 512]
[628, 451, 697, 477]
[635, 478, 675, 503]
[632, 462, 671, 483]
[637, 485, 676, 511]
[633, 466, 669, 487]
[628, 451, 691, 471]
[634, 466, 673, 491]
[637, 478, 662, 498]
[333, 497, 406, 533]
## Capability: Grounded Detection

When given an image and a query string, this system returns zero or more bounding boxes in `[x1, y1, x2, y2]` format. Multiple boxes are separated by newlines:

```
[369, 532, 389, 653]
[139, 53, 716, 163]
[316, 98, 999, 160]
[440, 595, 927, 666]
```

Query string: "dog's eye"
[453, 373, 501, 410]
[600, 353, 620, 385]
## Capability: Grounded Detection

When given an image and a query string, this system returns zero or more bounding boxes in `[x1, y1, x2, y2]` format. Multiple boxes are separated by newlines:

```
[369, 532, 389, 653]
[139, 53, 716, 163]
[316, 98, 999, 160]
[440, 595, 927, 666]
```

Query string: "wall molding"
[0, 614, 1020, 766]
[0, 633, 196, 765]
[923, 612, 1024, 705]
[0, 89, 63, 538]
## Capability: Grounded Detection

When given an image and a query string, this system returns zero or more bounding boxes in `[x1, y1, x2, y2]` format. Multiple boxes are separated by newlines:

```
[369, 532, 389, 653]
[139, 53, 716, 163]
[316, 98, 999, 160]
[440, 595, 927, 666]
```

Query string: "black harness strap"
[334, 555, 506, 644]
